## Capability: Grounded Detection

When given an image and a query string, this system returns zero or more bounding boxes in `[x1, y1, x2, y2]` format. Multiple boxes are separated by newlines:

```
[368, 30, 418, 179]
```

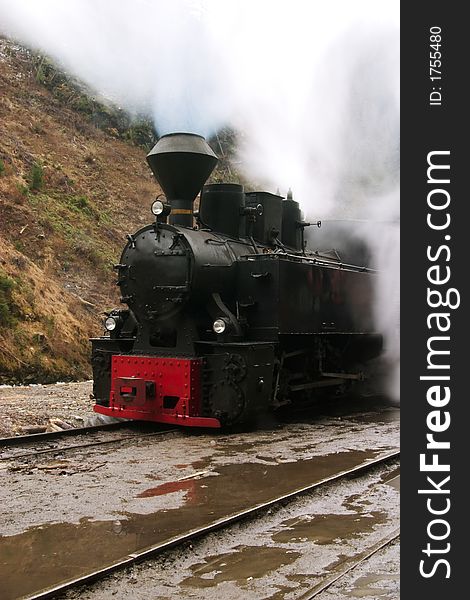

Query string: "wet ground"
[0, 400, 399, 599]
[316, 539, 399, 599]
[61, 458, 400, 599]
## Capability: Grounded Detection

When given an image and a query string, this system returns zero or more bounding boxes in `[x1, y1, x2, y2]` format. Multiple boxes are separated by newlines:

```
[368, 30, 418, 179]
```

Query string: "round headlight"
[104, 316, 117, 331]
[151, 199, 164, 216]
[213, 318, 227, 334]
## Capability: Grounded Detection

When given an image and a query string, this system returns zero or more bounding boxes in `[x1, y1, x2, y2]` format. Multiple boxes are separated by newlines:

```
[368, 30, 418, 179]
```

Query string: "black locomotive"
[92, 133, 382, 427]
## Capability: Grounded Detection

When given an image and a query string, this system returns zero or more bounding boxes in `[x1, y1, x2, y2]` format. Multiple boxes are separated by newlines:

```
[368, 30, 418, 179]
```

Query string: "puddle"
[343, 493, 368, 512]
[181, 545, 301, 588]
[190, 457, 212, 470]
[264, 582, 315, 600]
[209, 436, 294, 457]
[263, 584, 301, 600]
[0, 448, 392, 600]
[347, 574, 399, 597]
[272, 511, 386, 545]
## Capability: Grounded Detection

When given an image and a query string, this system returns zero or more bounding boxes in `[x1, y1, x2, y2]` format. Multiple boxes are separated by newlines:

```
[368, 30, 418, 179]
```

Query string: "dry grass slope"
[0, 38, 160, 383]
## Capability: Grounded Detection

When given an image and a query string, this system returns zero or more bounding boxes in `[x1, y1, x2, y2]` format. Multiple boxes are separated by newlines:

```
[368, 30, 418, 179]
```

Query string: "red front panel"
[94, 355, 220, 428]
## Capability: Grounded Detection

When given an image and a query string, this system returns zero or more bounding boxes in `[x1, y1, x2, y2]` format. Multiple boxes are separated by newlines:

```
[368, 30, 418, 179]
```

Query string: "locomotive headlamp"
[151, 199, 164, 215]
[104, 316, 117, 331]
[151, 196, 171, 218]
[213, 318, 227, 334]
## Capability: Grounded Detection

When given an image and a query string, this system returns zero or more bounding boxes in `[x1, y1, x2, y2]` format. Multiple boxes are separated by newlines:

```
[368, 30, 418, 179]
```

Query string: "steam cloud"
[0, 0, 399, 400]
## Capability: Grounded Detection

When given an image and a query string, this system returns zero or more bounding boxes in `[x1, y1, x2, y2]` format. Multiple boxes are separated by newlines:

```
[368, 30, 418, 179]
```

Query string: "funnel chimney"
[146, 133, 218, 227]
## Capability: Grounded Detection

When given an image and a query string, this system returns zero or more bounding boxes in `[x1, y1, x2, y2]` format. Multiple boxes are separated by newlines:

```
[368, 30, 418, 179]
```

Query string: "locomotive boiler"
[91, 133, 382, 427]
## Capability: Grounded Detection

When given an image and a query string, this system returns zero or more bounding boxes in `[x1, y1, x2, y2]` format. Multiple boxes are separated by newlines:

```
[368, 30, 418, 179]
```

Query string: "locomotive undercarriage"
[272, 334, 382, 408]
[92, 332, 380, 427]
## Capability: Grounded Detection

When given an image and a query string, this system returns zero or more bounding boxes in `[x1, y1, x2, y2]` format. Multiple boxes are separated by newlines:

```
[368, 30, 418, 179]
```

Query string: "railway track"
[300, 528, 400, 599]
[0, 422, 179, 461]
[0, 421, 159, 447]
[20, 449, 399, 600]
[0, 422, 125, 447]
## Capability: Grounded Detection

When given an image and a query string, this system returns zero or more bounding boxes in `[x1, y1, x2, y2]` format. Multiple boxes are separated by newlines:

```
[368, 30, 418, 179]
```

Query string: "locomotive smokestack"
[146, 133, 218, 227]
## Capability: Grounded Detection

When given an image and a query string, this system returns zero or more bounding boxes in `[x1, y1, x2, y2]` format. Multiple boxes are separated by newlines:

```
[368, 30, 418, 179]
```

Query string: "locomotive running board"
[321, 371, 365, 380]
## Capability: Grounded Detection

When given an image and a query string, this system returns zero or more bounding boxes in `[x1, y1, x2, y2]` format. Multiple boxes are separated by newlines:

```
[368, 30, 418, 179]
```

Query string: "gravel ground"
[0, 405, 399, 600]
[0, 381, 100, 437]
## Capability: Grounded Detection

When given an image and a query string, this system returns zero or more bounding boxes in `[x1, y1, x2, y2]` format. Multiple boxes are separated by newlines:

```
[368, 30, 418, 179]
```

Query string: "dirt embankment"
[0, 38, 160, 384]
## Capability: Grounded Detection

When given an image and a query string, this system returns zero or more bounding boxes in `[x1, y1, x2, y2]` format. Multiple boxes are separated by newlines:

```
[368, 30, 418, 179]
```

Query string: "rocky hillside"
[0, 39, 160, 383]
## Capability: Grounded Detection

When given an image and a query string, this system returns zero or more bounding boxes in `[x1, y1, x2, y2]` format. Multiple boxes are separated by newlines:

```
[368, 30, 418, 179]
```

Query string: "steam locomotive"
[91, 133, 382, 427]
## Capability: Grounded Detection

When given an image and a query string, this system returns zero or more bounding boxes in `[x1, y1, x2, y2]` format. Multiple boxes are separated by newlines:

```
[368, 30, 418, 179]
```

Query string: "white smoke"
[0, 0, 399, 400]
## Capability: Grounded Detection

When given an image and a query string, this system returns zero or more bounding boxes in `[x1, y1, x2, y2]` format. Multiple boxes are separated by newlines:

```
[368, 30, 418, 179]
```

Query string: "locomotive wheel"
[208, 380, 246, 426]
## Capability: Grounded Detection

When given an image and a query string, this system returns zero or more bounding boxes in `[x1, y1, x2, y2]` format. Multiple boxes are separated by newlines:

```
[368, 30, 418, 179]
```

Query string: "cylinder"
[245, 191, 283, 244]
[199, 183, 245, 238]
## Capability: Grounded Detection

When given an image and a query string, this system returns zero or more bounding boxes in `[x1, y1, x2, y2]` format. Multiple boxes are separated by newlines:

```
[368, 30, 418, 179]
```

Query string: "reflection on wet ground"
[137, 471, 210, 500]
[0, 449, 390, 600]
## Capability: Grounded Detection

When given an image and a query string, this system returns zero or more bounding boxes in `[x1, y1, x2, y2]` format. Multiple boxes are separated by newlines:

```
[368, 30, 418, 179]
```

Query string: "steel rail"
[0, 427, 180, 462]
[299, 528, 400, 599]
[0, 422, 131, 447]
[25, 449, 399, 600]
